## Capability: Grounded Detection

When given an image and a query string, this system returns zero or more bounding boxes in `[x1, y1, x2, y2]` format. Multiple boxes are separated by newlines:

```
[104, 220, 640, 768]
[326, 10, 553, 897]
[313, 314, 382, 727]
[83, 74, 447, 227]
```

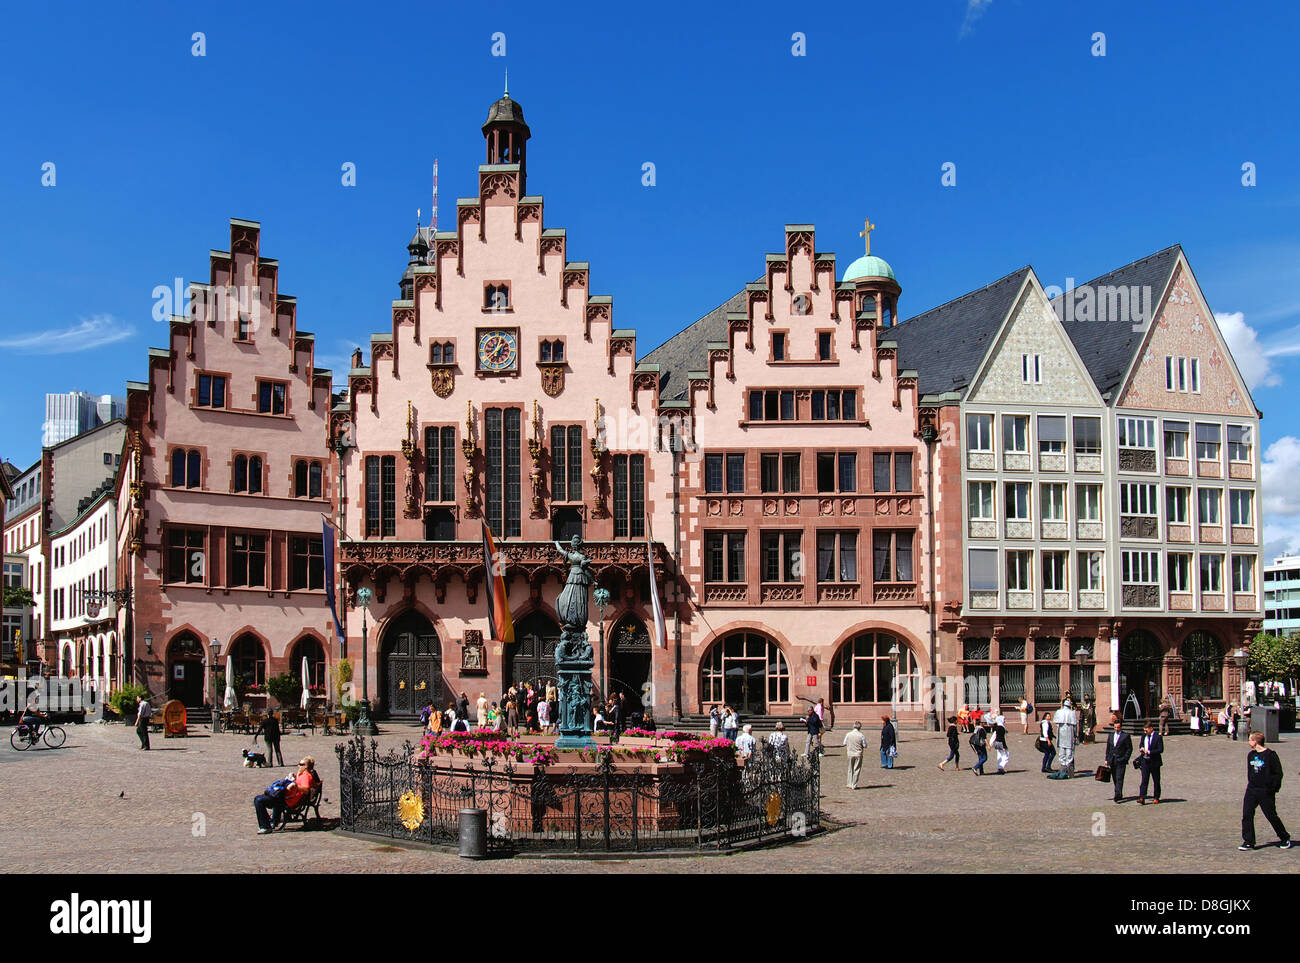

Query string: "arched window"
[290, 635, 327, 691]
[248, 456, 262, 494]
[173, 449, 201, 488]
[233, 455, 248, 493]
[1182, 631, 1223, 700]
[700, 632, 789, 714]
[230, 633, 267, 688]
[309, 462, 322, 499]
[294, 460, 308, 498]
[831, 632, 921, 704]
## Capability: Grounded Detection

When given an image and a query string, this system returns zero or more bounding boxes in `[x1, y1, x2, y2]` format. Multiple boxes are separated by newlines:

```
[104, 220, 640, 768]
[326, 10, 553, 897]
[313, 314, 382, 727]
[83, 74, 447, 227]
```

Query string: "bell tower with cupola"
[482, 84, 531, 195]
[842, 217, 901, 328]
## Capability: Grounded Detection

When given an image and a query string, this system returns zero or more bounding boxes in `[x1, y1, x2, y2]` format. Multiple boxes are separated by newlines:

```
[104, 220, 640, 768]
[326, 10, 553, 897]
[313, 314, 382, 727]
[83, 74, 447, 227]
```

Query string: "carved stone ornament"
[431, 367, 455, 398]
[540, 364, 565, 397]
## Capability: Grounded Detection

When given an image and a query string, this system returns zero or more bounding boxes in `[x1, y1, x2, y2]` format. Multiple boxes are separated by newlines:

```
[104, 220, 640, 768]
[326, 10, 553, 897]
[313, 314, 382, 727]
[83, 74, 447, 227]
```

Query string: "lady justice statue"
[553, 536, 596, 748]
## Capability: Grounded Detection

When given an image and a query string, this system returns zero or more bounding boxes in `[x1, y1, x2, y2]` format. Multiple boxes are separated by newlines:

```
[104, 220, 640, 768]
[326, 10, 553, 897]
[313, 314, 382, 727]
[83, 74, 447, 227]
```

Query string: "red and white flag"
[647, 527, 667, 648]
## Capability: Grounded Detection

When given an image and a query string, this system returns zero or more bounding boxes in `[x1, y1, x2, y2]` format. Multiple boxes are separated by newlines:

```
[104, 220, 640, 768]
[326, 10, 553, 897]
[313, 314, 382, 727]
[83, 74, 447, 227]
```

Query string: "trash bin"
[458, 808, 487, 859]
[1251, 705, 1280, 743]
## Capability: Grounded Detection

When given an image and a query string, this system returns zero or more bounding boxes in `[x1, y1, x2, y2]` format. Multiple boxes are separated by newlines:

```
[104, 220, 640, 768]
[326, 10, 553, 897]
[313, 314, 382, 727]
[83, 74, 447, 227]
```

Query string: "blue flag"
[322, 517, 345, 645]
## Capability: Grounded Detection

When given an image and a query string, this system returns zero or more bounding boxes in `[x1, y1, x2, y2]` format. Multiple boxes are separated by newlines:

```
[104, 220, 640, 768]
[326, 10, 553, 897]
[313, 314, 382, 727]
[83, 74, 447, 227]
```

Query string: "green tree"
[2, 585, 34, 609]
[1249, 632, 1300, 681]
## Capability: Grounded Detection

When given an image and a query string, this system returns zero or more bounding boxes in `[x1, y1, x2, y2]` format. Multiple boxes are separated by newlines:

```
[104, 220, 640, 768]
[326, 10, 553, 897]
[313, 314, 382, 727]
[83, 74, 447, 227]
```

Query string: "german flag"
[481, 523, 515, 644]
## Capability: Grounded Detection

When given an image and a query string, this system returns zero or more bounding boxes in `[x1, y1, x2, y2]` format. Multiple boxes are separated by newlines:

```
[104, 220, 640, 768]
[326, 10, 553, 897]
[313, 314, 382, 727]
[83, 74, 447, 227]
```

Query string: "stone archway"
[379, 611, 444, 719]
[505, 612, 560, 689]
[166, 632, 206, 707]
[608, 615, 652, 717]
[700, 631, 790, 715]
[1118, 630, 1164, 718]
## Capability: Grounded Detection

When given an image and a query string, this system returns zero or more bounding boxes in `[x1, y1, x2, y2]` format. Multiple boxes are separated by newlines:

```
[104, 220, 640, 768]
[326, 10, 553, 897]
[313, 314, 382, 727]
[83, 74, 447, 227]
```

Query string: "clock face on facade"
[477, 328, 518, 372]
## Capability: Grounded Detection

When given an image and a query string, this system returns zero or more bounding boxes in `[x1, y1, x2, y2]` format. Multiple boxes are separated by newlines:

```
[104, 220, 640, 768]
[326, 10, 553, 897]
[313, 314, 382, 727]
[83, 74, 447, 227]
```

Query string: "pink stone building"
[118, 221, 336, 708]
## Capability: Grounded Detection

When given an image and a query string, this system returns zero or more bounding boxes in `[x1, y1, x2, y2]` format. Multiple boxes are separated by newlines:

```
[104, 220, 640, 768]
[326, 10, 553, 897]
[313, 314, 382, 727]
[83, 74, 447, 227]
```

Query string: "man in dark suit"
[1104, 715, 1132, 803]
[1137, 721, 1164, 804]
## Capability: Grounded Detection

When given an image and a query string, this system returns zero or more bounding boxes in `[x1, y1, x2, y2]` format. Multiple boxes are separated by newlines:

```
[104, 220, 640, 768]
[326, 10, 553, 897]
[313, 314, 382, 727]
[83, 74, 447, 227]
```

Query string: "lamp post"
[354, 587, 377, 735]
[210, 639, 223, 733]
[889, 640, 900, 742]
[594, 587, 610, 701]
[1232, 646, 1251, 711]
[1073, 643, 1092, 742]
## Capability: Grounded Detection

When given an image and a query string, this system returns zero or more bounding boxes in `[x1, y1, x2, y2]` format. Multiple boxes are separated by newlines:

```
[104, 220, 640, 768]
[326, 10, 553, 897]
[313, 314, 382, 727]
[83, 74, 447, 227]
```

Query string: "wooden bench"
[277, 783, 323, 830]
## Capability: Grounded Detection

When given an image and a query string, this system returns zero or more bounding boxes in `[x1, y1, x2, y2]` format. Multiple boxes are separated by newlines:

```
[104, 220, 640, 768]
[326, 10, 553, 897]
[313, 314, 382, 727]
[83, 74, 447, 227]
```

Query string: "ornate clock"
[477, 328, 519, 373]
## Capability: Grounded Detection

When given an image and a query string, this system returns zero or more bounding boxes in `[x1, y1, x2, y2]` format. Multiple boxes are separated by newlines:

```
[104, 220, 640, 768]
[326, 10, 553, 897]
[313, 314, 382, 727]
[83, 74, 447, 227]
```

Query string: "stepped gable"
[641, 288, 750, 402]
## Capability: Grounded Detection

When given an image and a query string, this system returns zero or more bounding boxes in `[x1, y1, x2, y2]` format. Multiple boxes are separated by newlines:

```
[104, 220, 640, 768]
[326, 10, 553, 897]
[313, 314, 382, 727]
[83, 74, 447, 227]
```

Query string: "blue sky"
[3, 0, 1299, 550]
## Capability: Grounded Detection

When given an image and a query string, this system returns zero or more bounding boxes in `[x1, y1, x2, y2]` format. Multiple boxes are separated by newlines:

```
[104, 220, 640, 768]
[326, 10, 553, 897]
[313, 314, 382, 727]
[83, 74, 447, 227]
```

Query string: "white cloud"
[1216, 311, 1281, 391]
[0, 314, 135, 354]
[1262, 436, 1300, 561]
[1263, 436, 1300, 516]
[961, 0, 993, 36]
[316, 338, 363, 385]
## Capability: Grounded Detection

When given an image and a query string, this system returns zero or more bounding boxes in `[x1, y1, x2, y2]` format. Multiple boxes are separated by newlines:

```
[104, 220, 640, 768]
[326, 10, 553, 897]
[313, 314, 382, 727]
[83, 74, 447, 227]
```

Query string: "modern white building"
[49, 490, 120, 696]
[1263, 555, 1300, 636]
[42, 391, 125, 448]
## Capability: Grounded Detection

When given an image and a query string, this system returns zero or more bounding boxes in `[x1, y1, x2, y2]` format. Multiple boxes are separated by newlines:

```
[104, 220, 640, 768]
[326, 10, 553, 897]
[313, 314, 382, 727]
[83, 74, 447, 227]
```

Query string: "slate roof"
[890, 266, 1034, 398]
[640, 287, 751, 401]
[1052, 244, 1181, 397]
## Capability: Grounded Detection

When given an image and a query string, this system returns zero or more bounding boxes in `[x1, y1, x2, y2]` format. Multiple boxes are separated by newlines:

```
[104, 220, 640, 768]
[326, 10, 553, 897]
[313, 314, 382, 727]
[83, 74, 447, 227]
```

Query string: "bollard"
[458, 808, 487, 859]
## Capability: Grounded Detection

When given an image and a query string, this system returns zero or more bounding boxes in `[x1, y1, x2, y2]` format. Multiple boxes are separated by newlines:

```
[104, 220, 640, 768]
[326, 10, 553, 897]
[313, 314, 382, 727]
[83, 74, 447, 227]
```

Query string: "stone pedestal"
[555, 656, 595, 750]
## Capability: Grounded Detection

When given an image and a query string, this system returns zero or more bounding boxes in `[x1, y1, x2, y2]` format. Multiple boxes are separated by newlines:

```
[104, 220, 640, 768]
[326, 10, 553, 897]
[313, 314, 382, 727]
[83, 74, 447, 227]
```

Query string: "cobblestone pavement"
[3, 721, 1297, 874]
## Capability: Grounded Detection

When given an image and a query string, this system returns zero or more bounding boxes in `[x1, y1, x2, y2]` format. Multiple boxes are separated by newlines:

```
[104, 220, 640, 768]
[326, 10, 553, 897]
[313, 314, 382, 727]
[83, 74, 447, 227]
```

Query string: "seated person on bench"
[254, 756, 321, 834]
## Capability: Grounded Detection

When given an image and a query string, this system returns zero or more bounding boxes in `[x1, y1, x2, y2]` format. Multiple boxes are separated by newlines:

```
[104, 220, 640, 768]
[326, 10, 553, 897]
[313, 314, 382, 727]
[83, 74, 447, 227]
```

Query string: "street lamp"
[594, 587, 610, 701]
[889, 641, 900, 742]
[1232, 646, 1251, 710]
[354, 587, 377, 735]
[211, 638, 223, 733]
[144, 630, 152, 654]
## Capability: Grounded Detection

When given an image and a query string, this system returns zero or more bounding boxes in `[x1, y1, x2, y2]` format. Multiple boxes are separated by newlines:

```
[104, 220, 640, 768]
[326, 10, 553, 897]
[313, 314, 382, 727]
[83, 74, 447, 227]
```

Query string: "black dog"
[242, 749, 268, 768]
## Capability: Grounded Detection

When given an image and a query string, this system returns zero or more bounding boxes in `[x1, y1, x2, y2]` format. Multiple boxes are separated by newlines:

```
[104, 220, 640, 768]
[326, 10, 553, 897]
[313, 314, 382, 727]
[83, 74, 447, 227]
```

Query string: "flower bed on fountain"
[417, 729, 558, 766]
[415, 728, 736, 768]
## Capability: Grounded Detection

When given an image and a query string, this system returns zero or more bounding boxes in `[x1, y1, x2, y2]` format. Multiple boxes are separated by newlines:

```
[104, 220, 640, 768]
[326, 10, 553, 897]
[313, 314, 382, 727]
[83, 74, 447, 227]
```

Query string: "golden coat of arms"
[397, 791, 425, 832]
[764, 791, 782, 827]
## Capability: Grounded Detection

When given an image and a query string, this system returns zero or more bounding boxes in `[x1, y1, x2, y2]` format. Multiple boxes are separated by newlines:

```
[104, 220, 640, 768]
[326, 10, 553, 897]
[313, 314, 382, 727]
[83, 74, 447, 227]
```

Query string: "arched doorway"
[1182, 631, 1223, 701]
[166, 632, 206, 707]
[1119, 630, 1164, 718]
[609, 616, 652, 717]
[506, 612, 560, 689]
[830, 631, 921, 704]
[700, 632, 790, 715]
[380, 611, 444, 719]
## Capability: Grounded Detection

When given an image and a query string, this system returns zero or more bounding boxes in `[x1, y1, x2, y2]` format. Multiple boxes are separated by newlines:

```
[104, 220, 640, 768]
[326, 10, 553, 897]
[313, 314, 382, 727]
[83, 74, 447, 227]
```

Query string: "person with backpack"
[253, 756, 320, 834]
[969, 719, 989, 775]
[1017, 697, 1034, 734]
[1240, 731, 1291, 851]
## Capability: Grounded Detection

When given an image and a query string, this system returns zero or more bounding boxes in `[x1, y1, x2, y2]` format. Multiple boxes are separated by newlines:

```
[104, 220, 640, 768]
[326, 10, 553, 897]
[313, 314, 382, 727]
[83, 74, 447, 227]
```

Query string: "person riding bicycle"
[19, 701, 45, 742]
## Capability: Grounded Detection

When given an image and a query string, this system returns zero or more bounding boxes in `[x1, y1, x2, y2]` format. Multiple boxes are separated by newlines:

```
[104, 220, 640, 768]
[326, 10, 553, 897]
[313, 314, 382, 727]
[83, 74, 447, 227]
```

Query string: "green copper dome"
[842, 254, 896, 283]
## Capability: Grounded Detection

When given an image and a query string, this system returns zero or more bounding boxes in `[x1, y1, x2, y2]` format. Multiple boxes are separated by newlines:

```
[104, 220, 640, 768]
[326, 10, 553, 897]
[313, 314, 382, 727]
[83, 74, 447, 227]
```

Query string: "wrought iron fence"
[335, 736, 820, 854]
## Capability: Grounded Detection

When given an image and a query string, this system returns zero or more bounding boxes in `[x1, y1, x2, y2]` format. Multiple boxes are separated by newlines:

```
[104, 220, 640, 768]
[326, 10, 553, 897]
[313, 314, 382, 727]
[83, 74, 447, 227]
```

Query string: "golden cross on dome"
[859, 218, 875, 255]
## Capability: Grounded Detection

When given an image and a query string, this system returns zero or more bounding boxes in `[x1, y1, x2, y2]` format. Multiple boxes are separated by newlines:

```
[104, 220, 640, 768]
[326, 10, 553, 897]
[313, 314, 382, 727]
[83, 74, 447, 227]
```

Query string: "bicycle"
[10, 723, 66, 750]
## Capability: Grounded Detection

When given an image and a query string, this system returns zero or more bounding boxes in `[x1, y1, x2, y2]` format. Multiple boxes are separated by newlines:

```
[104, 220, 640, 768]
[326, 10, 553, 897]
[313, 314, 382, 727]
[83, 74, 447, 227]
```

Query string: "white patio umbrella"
[223, 655, 236, 710]
[300, 656, 310, 709]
